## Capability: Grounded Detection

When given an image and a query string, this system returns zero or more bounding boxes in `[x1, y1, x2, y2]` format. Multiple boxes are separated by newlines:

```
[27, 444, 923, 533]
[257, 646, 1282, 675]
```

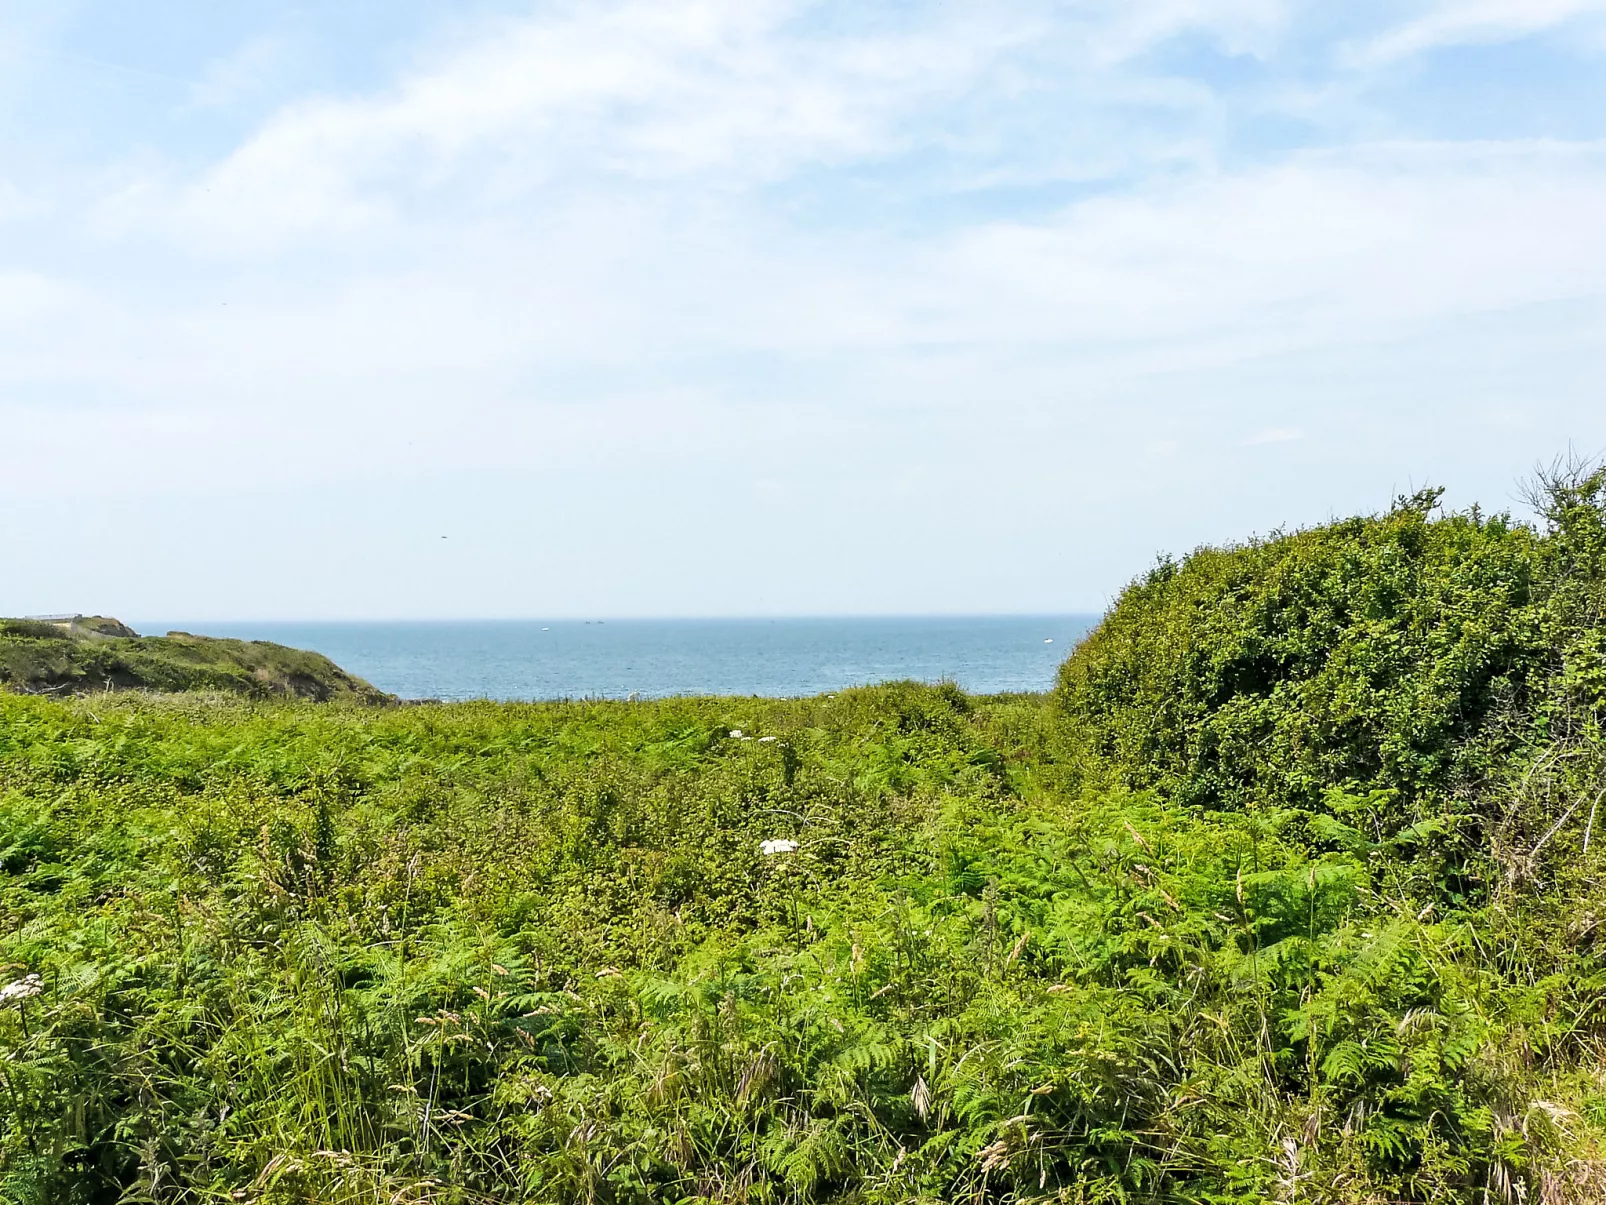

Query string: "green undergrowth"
[3, 467, 1606, 1203]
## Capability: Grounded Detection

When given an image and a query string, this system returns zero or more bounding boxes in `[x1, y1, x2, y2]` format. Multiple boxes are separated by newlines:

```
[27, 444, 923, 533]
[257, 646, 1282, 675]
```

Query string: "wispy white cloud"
[97, 0, 1302, 251]
[6, 0, 1606, 616]
[185, 36, 291, 111]
[1354, 0, 1606, 65]
[943, 142, 1606, 346]
[113, 1, 992, 245]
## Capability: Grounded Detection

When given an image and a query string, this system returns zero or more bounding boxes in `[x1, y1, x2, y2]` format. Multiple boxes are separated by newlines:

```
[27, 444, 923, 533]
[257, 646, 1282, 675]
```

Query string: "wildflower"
[760, 838, 799, 855]
[758, 735, 777, 743]
[730, 729, 743, 738]
[1, 974, 43, 1004]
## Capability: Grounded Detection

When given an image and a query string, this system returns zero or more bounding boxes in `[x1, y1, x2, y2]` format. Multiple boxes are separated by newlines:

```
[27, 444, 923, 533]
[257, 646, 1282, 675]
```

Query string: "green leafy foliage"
[1056, 489, 1549, 820]
[3, 466, 1606, 1202]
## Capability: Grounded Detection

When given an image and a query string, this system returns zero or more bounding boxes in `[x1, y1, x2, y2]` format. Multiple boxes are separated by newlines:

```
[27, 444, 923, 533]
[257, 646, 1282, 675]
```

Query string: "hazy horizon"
[124, 611, 1105, 627]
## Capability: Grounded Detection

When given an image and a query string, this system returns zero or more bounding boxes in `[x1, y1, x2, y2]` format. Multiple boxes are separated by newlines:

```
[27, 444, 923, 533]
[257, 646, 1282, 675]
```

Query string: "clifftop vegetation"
[0, 619, 393, 704]
[2, 464, 1605, 1203]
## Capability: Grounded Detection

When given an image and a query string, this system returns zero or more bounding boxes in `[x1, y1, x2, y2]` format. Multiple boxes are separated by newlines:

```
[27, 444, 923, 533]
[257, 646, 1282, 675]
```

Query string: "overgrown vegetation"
[0, 620, 392, 703]
[3, 465, 1606, 1203]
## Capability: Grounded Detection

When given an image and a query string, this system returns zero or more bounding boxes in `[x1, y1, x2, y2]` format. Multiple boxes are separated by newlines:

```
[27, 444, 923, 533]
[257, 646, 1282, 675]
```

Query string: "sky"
[3, 0, 1606, 620]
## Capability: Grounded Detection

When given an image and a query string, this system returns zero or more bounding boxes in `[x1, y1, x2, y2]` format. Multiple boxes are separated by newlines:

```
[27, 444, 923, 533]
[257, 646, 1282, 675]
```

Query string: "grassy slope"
[0, 620, 393, 704]
[2, 474, 1606, 1203]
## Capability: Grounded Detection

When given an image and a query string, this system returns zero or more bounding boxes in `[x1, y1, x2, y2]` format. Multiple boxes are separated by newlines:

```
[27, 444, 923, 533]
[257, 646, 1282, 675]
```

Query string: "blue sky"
[4, 0, 1606, 619]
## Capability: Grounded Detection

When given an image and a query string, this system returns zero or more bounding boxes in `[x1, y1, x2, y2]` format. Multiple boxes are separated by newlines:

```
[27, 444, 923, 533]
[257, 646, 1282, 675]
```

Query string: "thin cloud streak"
[1352, 0, 1606, 65]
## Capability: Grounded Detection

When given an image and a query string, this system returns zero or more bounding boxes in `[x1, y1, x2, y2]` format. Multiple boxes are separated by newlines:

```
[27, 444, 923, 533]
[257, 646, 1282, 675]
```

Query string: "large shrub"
[1056, 472, 1606, 849]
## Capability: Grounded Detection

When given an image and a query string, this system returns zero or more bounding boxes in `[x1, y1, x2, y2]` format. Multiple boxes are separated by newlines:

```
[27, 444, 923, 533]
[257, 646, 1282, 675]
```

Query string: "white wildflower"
[760, 838, 799, 856]
[758, 736, 777, 743]
[729, 729, 743, 738]
[0, 974, 42, 1004]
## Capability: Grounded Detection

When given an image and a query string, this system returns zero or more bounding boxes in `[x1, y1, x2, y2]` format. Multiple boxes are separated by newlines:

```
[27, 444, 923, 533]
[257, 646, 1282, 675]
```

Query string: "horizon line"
[121, 611, 1107, 626]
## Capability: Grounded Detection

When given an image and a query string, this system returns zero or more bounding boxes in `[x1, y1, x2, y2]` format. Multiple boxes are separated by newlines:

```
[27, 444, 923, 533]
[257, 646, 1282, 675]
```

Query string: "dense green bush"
[1056, 470, 1606, 878]
[0, 621, 72, 641]
[1058, 489, 1537, 812]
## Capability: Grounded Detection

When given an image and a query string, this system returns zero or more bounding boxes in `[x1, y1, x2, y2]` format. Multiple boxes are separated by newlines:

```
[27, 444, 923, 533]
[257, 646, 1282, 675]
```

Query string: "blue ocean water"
[133, 616, 1098, 702]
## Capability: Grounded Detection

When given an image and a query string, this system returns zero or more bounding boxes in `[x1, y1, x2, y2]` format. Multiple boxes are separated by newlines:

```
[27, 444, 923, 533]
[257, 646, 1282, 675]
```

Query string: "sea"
[132, 616, 1099, 702]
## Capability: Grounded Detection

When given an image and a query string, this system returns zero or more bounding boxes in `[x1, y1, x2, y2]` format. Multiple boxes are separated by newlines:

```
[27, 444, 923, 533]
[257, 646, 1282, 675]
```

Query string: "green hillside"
[0, 618, 393, 704]
[2, 466, 1604, 1203]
